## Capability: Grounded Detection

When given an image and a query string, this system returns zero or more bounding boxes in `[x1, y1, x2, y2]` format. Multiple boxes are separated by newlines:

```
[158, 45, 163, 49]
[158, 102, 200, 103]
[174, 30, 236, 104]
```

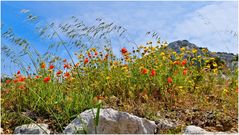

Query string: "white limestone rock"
[63, 108, 157, 134]
[14, 123, 50, 134]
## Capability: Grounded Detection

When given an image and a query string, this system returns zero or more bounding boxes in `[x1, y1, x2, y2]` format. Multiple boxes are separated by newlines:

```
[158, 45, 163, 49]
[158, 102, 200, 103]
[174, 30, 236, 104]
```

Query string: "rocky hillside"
[168, 40, 238, 69]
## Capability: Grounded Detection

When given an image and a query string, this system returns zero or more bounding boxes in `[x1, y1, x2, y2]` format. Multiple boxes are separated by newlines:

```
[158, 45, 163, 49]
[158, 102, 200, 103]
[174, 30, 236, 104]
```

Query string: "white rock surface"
[184, 125, 234, 135]
[183, 125, 235, 134]
[0, 128, 3, 134]
[14, 123, 50, 134]
[156, 118, 176, 130]
[184, 125, 209, 134]
[64, 108, 157, 134]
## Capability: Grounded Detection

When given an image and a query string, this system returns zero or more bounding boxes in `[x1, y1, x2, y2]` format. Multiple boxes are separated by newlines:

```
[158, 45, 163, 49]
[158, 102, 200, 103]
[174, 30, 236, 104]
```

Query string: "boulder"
[14, 123, 50, 134]
[63, 108, 157, 134]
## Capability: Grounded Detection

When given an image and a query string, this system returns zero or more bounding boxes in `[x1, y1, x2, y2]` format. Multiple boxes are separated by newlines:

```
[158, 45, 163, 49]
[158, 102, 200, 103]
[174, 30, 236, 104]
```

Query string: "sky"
[1, 1, 238, 75]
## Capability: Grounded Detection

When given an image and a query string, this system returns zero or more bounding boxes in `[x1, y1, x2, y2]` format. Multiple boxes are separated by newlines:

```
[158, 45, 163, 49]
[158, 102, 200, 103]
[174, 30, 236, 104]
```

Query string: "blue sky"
[1, 1, 238, 75]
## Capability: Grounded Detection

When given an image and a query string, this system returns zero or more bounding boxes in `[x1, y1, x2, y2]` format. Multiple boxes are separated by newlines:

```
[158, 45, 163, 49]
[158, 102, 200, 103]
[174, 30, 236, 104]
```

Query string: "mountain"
[168, 40, 238, 69]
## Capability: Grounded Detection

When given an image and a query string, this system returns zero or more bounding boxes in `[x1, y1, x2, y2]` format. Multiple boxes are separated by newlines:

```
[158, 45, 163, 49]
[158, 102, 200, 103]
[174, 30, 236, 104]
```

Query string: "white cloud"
[172, 2, 238, 53]
[45, 2, 238, 54]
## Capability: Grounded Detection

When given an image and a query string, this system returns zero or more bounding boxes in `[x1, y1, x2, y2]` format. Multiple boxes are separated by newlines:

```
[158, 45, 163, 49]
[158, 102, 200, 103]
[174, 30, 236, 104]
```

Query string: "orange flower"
[104, 54, 109, 59]
[167, 77, 173, 83]
[63, 59, 67, 62]
[64, 72, 70, 77]
[181, 59, 187, 66]
[121, 47, 128, 54]
[56, 70, 63, 76]
[94, 51, 98, 56]
[35, 75, 41, 79]
[173, 61, 180, 65]
[96, 95, 105, 100]
[43, 77, 51, 83]
[19, 85, 25, 90]
[173, 70, 179, 75]
[84, 58, 89, 64]
[150, 69, 156, 76]
[75, 63, 80, 67]
[6, 79, 11, 84]
[41, 62, 46, 68]
[17, 70, 21, 74]
[49, 64, 54, 69]
[141, 68, 148, 74]
[183, 69, 187, 75]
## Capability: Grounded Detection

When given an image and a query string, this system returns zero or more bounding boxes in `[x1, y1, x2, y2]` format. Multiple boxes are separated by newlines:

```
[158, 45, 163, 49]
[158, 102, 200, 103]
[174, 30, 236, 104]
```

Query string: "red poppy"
[94, 51, 98, 56]
[150, 69, 156, 76]
[64, 72, 70, 77]
[141, 68, 148, 74]
[14, 79, 18, 83]
[183, 69, 187, 75]
[43, 77, 51, 83]
[181, 59, 187, 66]
[49, 64, 54, 69]
[17, 70, 21, 74]
[121, 47, 128, 54]
[167, 77, 173, 84]
[6, 80, 11, 84]
[84, 58, 89, 64]
[41, 62, 46, 68]
[56, 70, 63, 76]
[19, 85, 25, 90]
[64, 63, 70, 69]
[18, 76, 26, 82]
[88, 52, 92, 58]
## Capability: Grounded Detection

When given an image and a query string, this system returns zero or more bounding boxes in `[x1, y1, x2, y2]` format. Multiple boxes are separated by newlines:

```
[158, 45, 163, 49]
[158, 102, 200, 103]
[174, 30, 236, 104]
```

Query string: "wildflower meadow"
[1, 2, 238, 134]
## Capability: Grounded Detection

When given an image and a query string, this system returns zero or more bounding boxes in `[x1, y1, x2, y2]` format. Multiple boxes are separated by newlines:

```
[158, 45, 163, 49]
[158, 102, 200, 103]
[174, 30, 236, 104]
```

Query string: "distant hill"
[168, 40, 238, 69]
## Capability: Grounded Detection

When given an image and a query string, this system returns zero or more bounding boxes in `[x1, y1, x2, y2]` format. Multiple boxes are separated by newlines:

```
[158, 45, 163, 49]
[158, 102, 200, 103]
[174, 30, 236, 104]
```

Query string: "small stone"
[184, 125, 209, 134]
[156, 119, 176, 130]
[14, 123, 50, 134]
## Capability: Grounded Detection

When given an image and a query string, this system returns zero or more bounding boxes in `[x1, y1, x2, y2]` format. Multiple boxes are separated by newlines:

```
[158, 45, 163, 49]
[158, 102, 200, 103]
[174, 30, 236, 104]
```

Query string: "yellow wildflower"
[78, 53, 83, 59]
[180, 47, 186, 52]
[106, 76, 110, 80]
[192, 48, 198, 54]
[202, 48, 208, 53]
[210, 58, 215, 61]
[160, 52, 165, 56]
[147, 41, 152, 45]
[213, 62, 218, 67]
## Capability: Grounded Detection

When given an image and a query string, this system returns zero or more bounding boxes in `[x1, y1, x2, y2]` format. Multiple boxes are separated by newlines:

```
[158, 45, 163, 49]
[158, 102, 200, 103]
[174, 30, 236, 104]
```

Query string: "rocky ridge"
[168, 40, 238, 69]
